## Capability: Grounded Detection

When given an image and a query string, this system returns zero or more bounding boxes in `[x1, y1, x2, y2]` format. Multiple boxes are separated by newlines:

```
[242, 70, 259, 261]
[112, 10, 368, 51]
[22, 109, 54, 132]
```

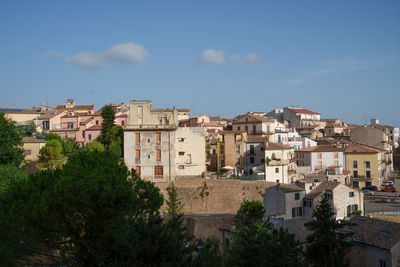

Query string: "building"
[216, 131, 247, 175]
[263, 183, 306, 220]
[22, 137, 46, 162]
[295, 144, 346, 173]
[244, 136, 268, 175]
[265, 142, 296, 184]
[0, 105, 56, 125]
[273, 128, 317, 150]
[180, 115, 224, 134]
[124, 100, 205, 182]
[281, 107, 321, 128]
[344, 143, 387, 188]
[303, 181, 363, 220]
[55, 99, 94, 113]
[232, 112, 276, 136]
[322, 118, 350, 137]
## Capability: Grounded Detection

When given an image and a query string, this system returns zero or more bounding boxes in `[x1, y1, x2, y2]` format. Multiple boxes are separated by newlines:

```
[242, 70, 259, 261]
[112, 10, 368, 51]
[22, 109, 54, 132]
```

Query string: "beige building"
[232, 112, 276, 136]
[216, 131, 247, 175]
[265, 142, 296, 184]
[22, 137, 46, 162]
[124, 100, 205, 182]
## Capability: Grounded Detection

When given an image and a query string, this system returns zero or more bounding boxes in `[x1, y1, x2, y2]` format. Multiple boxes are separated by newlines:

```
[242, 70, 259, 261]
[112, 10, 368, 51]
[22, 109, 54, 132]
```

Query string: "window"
[237, 126, 241, 130]
[154, 166, 163, 177]
[156, 149, 161, 162]
[261, 159, 265, 163]
[89, 134, 92, 141]
[292, 207, 302, 218]
[334, 152, 338, 159]
[366, 170, 371, 178]
[347, 204, 359, 216]
[178, 165, 184, 169]
[96, 120, 99, 125]
[303, 200, 312, 208]
[352, 181, 359, 188]
[186, 154, 192, 164]
[178, 138, 184, 142]
[295, 193, 300, 200]
[67, 122, 74, 129]
[334, 160, 339, 166]
[317, 161, 322, 169]
[324, 191, 333, 200]
[156, 132, 161, 143]
[275, 168, 279, 173]
[24, 150, 31, 155]
[379, 259, 387, 267]
[135, 133, 140, 144]
[349, 192, 354, 197]
[42, 120, 49, 130]
[121, 121, 125, 126]
[245, 126, 248, 132]
[179, 151, 185, 156]
[135, 149, 140, 163]
[212, 148, 216, 154]
[250, 145, 255, 155]
[250, 157, 255, 164]
[220, 145, 224, 154]
[353, 170, 358, 178]
[135, 166, 141, 176]
[260, 147, 264, 151]
[317, 153, 322, 159]
[236, 145, 240, 154]
[253, 125, 256, 134]
[366, 181, 372, 187]
[353, 160, 358, 168]
[365, 161, 371, 169]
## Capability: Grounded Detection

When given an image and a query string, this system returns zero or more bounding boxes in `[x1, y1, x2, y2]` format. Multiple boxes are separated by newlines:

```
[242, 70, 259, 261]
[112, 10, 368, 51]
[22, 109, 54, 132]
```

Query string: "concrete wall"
[263, 186, 285, 218]
[346, 242, 394, 267]
[23, 142, 46, 161]
[284, 191, 306, 219]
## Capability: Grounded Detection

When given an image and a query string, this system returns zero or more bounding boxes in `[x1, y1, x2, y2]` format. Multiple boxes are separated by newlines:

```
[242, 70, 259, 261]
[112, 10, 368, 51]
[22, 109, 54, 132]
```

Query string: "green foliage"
[305, 197, 354, 267]
[0, 165, 27, 196]
[62, 138, 79, 155]
[45, 132, 63, 143]
[226, 200, 304, 267]
[165, 183, 186, 242]
[191, 239, 222, 267]
[17, 123, 37, 137]
[37, 139, 66, 169]
[0, 112, 25, 166]
[82, 141, 105, 152]
[99, 105, 116, 149]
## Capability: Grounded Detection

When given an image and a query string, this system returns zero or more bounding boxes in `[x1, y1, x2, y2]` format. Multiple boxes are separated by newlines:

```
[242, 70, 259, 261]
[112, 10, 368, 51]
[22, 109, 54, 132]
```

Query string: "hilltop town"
[1, 99, 400, 266]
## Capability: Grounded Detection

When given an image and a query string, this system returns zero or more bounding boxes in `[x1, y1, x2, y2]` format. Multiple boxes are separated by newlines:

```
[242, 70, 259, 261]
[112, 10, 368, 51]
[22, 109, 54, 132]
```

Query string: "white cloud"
[52, 42, 149, 69]
[197, 49, 225, 64]
[245, 52, 261, 63]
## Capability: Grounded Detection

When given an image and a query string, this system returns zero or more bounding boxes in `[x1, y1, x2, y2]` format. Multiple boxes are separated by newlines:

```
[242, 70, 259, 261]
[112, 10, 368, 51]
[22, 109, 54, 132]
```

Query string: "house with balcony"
[282, 107, 321, 128]
[265, 142, 296, 184]
[344, 143, 386, 188]
[124, 100, 205, 182]
[273, 128, 317, 150]
[216, 130, 247, 175]
[244, 136, 268, 175]
[232, 112, 276, 137]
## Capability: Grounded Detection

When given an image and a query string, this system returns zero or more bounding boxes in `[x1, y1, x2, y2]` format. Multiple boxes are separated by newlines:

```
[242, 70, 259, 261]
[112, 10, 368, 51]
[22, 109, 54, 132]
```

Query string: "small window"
[245, 126, 248, 132]
[365, 161, 371, 169]
[295, 193, 300, 200]
[154, 166, 163, 177]
[24, 150, 31, 155]
[89, 134, 92, 141]
[353, 170, 358, 178]
[334, 152, 338, 159]
[178, 138, 184, 142]
[275, 168, 279, 173]
[178, 165, 184, 169]
[250, 157, 255, 164]
[96, 120, 99, 125]
[352, 181, 359, 188]
[135, 133, 140, 143]
[379, 259, 387, 267]
[237, 126, 241, 130]
[156, 133, 161, 143]
[349, 192, 354, 197]
[135, 166, 141, 176]
[353, 160, 358, 169]
[250, 145, 255, 154]
[260, 147, 264, 151]
[156, 149, 161, 161]
[179, 151, 185, 156]
[236, 145, 240, 154]
[366, 170, 371, 178]
[317, 153, 322, 159]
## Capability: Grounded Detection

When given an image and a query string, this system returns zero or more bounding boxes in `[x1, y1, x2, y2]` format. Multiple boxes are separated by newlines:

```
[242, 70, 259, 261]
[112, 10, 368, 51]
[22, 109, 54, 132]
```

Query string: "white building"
[265, 142, 297, 184]
[124, 100, 205, 182]
[282, 107, 321, 128]
[244, 136, 268, 175]
[232, 112, 276, 136]
[273, 128, 317, 150]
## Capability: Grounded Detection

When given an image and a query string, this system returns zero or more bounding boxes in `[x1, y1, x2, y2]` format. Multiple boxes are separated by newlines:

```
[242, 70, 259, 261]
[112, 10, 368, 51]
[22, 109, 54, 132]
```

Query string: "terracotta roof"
[22, 137, 46, 143]
[266, 142, 292, 150]
[85, 125, 102, 131]
[296, 145, 346, 152]
[288, 107, 320, 115]
[246, 136, 268, 143]
[344, 143, 384, 154]
[346, 216, 400, 250]
[234, 113, 275, 123]
[56, 105, 94, 110]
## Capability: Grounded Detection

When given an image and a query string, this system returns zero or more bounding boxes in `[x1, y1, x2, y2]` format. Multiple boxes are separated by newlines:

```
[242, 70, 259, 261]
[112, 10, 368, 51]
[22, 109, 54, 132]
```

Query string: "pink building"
[180, 115, 223, 134]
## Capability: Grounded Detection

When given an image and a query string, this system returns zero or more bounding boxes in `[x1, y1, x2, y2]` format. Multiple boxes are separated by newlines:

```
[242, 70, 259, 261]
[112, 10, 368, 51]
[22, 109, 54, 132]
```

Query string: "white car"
[362, 190, 374, 195]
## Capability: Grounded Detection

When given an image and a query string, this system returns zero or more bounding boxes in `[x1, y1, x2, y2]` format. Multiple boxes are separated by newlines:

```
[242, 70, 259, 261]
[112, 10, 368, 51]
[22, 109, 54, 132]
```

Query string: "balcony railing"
[135, 158, 140, 163]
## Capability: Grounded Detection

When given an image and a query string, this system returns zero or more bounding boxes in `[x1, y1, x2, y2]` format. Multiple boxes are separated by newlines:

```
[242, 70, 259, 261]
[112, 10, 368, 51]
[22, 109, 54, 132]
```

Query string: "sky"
[1, 1, 399, 126]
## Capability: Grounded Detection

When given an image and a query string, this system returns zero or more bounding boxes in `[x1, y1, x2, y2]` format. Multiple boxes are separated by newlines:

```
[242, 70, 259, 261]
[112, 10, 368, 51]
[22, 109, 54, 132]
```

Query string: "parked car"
[394, 199, 400, 204]
[362, 186, 378, 191]
[381, 186, 398, 192]
[362, 190, 374, 195]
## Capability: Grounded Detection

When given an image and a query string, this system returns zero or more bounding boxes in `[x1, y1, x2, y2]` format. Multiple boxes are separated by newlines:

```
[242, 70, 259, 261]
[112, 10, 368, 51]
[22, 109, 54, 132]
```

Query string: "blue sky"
[1, 1, 399, 125]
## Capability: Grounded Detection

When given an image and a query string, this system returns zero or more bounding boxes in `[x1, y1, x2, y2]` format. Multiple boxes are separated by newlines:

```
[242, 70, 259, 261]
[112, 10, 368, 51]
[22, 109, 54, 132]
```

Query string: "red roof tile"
[288, 107, 320, 115]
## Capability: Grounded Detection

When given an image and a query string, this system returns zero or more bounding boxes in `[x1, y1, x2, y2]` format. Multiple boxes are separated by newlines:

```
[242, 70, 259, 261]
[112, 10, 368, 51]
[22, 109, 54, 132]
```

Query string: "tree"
[305, 197, 354, 267]
[165, 182, 186, 242]
[0, 112, 25, 166]
[1, 150, 190, 266]
[226, 200, 304, 267]
[37, 140, 66, 169]
[98, 105, 115, 149]
[62, 138, 79, 155]
[82, 141, 105, 152]
[17, 123, 37, 137]
[0, 164, 27, 196]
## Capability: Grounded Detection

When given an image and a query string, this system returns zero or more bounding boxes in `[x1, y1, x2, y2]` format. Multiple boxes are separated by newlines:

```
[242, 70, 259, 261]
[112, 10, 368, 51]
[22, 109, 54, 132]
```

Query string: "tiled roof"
[346, 216, 400, 250]
[234, 113, 275, 123]
[276, 183, 305, 193]
[288, 107, 320, 115]
[56, 105, 94, 110]
[246, 136, 268, 143]
[266, 142, 292, 150]
[345, 143, 384, 153]
[22, 137, 46, 143]
[304, 181, 340, 200]
[85, 125, 102, 131]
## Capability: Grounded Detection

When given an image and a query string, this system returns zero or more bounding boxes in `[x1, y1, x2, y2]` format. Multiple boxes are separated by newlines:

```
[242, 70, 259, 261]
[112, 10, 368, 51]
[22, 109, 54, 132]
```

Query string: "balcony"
[268, 159, 291, 166]
[135, 158, 140, 164]
[350, 175, 372, 180]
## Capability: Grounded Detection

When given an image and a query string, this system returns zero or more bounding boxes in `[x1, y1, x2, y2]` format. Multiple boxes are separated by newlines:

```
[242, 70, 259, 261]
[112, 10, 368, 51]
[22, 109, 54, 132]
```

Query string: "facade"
[265, 142, 296, 183]
[216, 131, 247, 175]
[124, 100, 205, 182]
[263, 183, 306, 220]
[282, 107, 321, 128]
[22, 137, 46, 162]
[344, 144, 387, 188]
[295, 144, 346, 174]
[244, 136, 267, 175]
[55, 99, 94, 113]
[180, 115, 224, 134]
[232, 112, 276, 136]
[303, 181, 363, 220]
[273, 129, 317, 150]
[322, 118, 350, 137]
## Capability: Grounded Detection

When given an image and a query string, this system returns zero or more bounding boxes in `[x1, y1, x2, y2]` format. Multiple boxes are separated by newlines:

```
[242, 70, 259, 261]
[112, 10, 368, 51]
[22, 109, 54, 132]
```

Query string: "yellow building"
[216, 131, 247, 174]
[344, 144, 386, 188]
[22, 137, 46, 162]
